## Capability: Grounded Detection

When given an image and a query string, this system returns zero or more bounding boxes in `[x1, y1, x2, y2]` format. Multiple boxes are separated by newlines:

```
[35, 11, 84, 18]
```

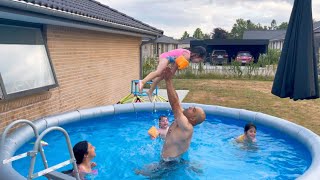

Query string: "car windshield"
[213, 51, 226, 55]
[238, 52, 251, 56]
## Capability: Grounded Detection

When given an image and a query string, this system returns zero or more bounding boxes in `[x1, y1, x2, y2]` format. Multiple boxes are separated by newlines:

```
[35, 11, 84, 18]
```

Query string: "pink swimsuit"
[159, 49, 190, 63]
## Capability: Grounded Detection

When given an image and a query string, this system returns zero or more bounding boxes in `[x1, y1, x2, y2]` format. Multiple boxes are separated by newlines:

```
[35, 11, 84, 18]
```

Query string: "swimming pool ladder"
[117, 80, 168, 103]
[1, 120, 80, 180]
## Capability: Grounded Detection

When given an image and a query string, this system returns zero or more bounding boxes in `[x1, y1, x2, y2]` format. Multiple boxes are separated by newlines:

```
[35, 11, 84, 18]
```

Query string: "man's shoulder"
[175, 116, 193, 131]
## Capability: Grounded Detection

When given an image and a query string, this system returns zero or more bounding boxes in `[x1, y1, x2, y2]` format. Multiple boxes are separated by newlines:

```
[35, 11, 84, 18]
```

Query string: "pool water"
[13, 111, 311, 179]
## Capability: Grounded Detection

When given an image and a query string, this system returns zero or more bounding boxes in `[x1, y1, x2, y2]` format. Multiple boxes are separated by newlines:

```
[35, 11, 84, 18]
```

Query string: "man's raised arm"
[164, 71, 181, 115]
[163, 68, 191, 130]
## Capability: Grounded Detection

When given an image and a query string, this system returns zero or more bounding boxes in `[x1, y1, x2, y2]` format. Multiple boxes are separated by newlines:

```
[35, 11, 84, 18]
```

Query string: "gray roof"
[142, 37, 155, 42]
[155, 35, 179, 44]
[198, 39, 269, 46]
[244, 21, 320, 41]
[243, 30, 286, 40]
[314, 21, 320, 29]
[0, 0, 163, 35]
[141, 35, 179, 44]
[179, 37, 198, 44]
[271, 32, 287, 41]
[314, 21, 320, 33]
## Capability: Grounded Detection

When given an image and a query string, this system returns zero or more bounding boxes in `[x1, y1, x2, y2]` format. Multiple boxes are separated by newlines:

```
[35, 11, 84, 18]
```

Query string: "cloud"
[99, 0, 320, 38]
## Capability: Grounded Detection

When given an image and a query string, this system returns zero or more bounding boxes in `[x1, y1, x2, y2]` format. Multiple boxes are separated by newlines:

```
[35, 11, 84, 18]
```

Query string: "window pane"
[0, 45, 55, 94]
[0, 24, 44, 45]
[0, 24, 56, 95]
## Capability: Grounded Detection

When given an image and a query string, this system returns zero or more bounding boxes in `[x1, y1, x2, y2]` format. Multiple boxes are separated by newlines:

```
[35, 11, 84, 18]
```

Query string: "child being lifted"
[138, 46, 206, 101]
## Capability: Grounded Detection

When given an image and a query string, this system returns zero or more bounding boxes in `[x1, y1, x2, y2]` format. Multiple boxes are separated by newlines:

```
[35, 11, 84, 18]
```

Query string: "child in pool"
[148, 116, 169, 140]
[158, 116, 169, 139]
[72, 141, 97, 180]
[236, 123, 257, 143]
[138, 46, 206, 101]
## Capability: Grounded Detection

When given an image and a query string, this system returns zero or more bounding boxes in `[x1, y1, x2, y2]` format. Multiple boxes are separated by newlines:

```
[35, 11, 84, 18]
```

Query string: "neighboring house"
[0, 0, 162, 132]
[243, 30, 286, 50]
[243, 21, 320, 61]
[142, 35, 179, 58]
[178, 37, 198, 49]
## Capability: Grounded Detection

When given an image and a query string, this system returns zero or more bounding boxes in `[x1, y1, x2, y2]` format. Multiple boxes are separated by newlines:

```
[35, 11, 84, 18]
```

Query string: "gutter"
[0, 0, 163, 37]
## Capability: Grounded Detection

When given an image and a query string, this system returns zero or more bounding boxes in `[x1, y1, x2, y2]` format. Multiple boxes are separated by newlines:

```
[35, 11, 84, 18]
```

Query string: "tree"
[180, 31, 190, 40]
[193, 28, 204, 39]
[229, 18, 282, 39]
[278, 22, 288, 30]
[226, 19, 286, 39]
[229, 18, 249, 39]
[246, 20, 256, 30]
[269, 19, 277, 30]
[212, 28, 228, 39]
[255, 23, 268, 30]
[203, 33, 211, 39]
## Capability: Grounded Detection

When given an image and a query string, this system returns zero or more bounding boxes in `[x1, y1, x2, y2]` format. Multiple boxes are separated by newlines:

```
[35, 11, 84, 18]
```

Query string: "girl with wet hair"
[63, 141, 97, 180]
[236, 123, 257, 143]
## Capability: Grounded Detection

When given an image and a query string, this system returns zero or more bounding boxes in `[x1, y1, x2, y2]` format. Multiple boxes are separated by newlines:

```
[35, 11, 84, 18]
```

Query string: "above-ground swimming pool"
[1, 103, 320, 180]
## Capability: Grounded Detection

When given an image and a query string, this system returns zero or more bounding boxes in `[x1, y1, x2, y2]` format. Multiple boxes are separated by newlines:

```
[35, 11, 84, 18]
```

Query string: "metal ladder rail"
[1, 120, 49, 169]
[28, 126, 80, 180]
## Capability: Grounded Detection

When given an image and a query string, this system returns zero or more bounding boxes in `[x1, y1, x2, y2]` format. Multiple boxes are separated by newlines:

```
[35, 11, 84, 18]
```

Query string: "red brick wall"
[0, 25, 141, 132]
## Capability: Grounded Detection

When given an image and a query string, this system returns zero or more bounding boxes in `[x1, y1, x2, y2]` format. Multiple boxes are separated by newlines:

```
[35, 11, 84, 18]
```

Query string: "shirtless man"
[161, 67, 206, 161]
[135, 67, 206, 176]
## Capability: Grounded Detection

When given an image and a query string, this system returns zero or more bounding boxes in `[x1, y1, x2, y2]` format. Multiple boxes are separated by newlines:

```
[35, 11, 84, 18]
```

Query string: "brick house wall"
[0, 25, 141, 132]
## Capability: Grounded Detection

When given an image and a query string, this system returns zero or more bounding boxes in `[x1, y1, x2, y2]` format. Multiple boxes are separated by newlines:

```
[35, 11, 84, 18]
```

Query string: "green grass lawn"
[163, 79, 320, 135]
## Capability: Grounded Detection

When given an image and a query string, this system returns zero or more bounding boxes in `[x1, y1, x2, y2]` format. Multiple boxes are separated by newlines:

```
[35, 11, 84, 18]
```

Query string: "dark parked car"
[205, 53, 211, 64]
[235, 51, 253, 64]
[211, 50, 228, 65]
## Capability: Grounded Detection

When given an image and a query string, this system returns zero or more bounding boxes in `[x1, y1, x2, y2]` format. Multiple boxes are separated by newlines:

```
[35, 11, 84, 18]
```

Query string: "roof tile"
[4, 0, 162, 34]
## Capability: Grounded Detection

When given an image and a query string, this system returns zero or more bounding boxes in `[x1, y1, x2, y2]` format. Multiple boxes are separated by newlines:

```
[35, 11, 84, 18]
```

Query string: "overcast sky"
[99, 0, 320, 39]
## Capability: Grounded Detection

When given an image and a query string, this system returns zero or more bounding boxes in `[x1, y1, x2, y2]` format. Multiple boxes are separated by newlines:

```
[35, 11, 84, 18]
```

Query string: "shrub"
[142, 56, 157, 78]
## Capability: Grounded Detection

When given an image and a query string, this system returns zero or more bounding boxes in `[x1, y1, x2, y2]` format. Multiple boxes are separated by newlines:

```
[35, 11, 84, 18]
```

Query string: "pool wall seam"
[0, 103, 319, 180]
